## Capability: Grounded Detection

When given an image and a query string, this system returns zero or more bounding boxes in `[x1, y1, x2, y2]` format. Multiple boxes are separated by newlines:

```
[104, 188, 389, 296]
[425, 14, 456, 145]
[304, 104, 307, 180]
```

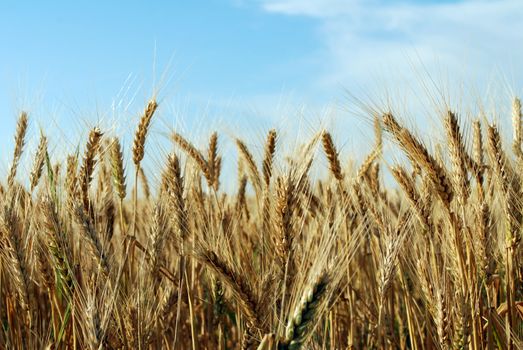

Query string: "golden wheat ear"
[79, 127, 103, 213]
[110, 137, 126, 201]
[444, 111, 470, 205]
[262, 129, 277, 188]
[7, 112, 29, 189]
[472, 119, 485, 190]
[321, 131, 343, 181]
[512, 97, 522, 156]
[172, 131, 212, 184]
[165, 153, 188, 243]
[383, 113, 453, 208]
[207, 132, 220, 189]
[391, 165, 430, 230]
[195, 248, 261, 327]
[132, 99, 158, 168]
[236, 138, 262, 195]
[30, 132, 48, 192]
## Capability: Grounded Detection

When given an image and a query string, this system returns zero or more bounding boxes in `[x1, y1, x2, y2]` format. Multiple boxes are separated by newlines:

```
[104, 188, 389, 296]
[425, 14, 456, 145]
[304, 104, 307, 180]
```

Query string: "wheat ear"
[207, 132, 219, 189]
[262, 129, 277, 188]
[444, 111, 470, 204]
[236, 138, 262, 195]
[8, 112, 28, 188]
[282, 272, 330, 350]
[110, 137, 126, 201]
[383, 113, 453, 207]
[321, 131, 343, 181]
[132, 99, 158, 167]
[30, 132, 48, 192]
[196, 248, 260, 326]
[172, 131, 212, 184]
[512, 97, 522, 157]
[79, 127, 103, 212]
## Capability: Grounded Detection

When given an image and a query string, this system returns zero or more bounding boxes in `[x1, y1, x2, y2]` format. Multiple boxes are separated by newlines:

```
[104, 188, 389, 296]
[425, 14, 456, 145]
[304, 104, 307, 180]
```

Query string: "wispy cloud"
[260, 0, 523, 100]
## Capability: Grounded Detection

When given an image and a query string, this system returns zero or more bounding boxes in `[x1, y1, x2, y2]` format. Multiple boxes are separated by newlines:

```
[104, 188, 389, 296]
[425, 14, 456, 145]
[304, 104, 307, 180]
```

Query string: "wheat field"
[1, 97, 523, 349]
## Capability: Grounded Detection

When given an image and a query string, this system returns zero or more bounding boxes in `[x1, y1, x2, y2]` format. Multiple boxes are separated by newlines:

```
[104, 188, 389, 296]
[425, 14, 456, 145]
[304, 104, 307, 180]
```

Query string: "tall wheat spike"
[132, 100, 158, 167]
[79, 127, 103, 212]
[7, 112, 28, 188]
[30, 133, 47, 192]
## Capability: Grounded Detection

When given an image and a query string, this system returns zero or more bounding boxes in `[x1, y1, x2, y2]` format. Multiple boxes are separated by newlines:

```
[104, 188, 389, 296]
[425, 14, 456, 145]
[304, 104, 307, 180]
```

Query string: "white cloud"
[262, 0, 360, 17]
[259, 0, 523, 109]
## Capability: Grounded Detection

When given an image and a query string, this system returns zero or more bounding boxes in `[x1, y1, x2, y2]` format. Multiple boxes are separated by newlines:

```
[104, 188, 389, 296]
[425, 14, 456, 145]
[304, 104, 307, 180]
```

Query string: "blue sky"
[1, 0, 522, 179]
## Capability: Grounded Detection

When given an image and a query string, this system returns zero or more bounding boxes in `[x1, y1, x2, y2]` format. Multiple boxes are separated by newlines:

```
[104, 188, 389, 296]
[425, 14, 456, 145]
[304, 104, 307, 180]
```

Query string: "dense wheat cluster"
[1, 96, 523, 349]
